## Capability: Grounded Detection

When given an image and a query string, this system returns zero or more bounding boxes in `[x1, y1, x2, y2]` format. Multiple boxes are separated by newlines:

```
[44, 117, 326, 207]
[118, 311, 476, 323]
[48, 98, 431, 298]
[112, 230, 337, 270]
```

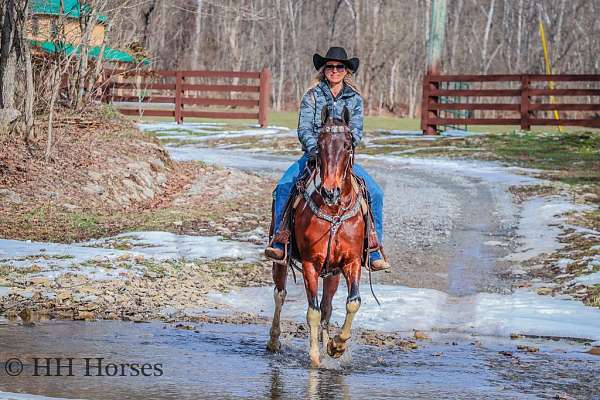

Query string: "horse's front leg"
[328, 260, 361, 358]
[303, 261, 321, 368]
[320, 274, 341, 352]
[267, 262, 287, 352]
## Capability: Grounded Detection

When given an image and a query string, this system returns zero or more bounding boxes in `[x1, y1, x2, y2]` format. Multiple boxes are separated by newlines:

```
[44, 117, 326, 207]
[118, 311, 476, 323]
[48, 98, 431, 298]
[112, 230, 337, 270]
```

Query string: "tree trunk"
[0, 0, 16, 110]
[46, 65, 60, 162]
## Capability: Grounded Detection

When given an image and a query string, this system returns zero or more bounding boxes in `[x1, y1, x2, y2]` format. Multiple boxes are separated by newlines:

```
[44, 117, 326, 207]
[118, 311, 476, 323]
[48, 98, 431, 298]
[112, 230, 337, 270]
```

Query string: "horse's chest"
[295, 208, 364, 260]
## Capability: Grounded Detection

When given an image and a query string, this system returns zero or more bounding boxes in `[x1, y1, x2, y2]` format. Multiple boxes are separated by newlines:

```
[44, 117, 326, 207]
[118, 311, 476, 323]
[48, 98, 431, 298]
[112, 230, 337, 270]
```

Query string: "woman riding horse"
[265, 46, 390, 272]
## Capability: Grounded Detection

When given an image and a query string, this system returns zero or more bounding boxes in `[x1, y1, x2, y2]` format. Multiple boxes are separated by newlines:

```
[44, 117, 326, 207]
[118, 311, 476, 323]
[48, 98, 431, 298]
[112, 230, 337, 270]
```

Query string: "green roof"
[32, 0, 108, 23]
[30, 40, 138, 63]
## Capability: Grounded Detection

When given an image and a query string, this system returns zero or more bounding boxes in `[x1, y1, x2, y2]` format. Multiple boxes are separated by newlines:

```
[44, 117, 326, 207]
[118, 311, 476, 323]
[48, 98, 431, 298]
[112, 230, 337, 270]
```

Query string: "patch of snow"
[570, 271, 600, 286]
[165, 128, 290, 142]
[0, 233, 263, 284]
[0, 286, 11, 298]
[32, 266, 134, 281]
[137, 122, 226, 132]
[266, 125, 291, 131]
[138, 122, 293, 142]
[440, 129, 477, 137]
[360, 155, 541, 186]
[505, 198, 591, 262]
[233, 227, 267, 244]
[556, 258, 574, 269]
[166, 146, 292, 173]
[483, 240, 507, 247]
[375, 130, 423, 136]
[211, 283, 600, 341]
[0, 238, 135, 268]
[85, 231, 262, 262]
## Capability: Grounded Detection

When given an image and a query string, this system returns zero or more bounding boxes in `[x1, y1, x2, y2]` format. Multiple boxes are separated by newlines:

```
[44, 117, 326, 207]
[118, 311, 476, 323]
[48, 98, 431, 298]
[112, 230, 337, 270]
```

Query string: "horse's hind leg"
[320, 274, 341, 351]
[267, 262, 287, 352]
[327, 260, 361, 359]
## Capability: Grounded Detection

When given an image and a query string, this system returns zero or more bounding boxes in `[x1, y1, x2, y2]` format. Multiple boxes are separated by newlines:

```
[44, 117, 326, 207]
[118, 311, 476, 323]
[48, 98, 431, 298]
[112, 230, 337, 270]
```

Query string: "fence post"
[520, 75, 530, 130]
[258, 67, 270, 128]
[421, 73, 438, 135]
[175, 71, 184, 124]
[420, 74, 429, 134]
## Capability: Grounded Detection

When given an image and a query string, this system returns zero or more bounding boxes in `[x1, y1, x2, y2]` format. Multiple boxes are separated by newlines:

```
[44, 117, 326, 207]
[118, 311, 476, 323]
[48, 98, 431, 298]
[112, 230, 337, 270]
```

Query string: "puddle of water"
[3, 320, 597, 399]
[210, 282, 600, 342]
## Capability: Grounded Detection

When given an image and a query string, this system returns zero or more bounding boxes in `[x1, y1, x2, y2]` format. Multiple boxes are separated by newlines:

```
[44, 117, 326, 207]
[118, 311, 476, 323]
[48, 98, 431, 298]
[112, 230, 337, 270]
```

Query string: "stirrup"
[265, 244, 288, 265]
[369, 258, 391, 272]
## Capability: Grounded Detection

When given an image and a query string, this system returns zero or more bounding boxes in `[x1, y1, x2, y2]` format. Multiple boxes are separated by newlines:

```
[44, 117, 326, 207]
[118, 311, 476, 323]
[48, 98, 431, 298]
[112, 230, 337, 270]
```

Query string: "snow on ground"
[137, 121, 226, 132]
[362, 155, 541, 186]
[506, 197, 592, 262]
[210, 282, 600, 341]
[137, 122, 294, 141]
[166, 146, 292, 172]
[84, 231, 262, 261]
[570, 271, 600, 286]
[0, 238, 136, 268]
[0, 232, 262, 284]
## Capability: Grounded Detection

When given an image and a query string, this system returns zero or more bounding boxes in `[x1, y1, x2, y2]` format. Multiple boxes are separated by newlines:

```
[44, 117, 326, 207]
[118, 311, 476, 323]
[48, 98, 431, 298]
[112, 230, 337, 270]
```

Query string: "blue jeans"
[273, 154, 384, 260]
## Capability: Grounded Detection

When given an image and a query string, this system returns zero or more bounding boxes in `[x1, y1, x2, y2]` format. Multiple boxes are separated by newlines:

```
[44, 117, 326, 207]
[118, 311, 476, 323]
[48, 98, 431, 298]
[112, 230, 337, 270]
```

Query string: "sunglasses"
[324, 64, 346, 72]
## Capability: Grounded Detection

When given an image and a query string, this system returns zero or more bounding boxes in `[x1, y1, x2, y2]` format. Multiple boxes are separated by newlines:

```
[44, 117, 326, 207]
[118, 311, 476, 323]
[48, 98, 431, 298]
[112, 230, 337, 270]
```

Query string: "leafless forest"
[106, 0, 600, 116]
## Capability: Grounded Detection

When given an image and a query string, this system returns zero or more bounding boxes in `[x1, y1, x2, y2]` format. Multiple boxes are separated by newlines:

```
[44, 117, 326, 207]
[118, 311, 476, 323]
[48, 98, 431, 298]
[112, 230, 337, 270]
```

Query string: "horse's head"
[317, 106, 353, 206]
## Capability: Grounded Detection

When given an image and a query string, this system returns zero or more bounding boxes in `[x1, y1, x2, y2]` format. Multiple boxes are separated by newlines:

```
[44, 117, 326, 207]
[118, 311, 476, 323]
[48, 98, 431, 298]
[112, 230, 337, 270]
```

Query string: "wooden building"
[27, 0, 138, 64]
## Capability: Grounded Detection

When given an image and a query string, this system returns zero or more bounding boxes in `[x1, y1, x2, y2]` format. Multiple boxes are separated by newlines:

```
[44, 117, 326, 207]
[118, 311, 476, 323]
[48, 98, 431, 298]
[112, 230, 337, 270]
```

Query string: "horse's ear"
[321, 106, 329, 125]
[342, 106, 350, 125]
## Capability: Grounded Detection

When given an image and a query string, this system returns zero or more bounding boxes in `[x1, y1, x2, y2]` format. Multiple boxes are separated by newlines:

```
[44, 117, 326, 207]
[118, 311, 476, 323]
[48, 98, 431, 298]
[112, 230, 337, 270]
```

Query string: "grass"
[128, 110, 600, 133]
[459, 131, 600, 185]
[127, 111, 421, 131]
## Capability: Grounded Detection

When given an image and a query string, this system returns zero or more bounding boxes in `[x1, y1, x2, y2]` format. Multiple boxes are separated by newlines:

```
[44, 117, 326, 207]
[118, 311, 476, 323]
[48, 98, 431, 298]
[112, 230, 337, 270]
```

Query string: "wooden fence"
[104, 68, 270, 127]
[421, 74, 600, 134]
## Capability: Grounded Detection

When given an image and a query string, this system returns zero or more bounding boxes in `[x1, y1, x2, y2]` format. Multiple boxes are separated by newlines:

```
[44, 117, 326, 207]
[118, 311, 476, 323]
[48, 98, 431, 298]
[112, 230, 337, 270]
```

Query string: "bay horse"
[267, 106, 366, 368]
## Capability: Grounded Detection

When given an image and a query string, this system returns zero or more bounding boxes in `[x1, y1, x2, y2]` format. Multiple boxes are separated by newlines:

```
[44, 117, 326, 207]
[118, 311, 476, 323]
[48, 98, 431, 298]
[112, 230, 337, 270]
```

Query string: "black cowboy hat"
[313, 47, 359, 74]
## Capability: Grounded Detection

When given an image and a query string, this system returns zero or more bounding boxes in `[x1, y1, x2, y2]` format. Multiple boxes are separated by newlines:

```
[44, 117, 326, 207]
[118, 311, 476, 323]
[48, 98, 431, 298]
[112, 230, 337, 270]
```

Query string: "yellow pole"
[539, 19, 562, 132]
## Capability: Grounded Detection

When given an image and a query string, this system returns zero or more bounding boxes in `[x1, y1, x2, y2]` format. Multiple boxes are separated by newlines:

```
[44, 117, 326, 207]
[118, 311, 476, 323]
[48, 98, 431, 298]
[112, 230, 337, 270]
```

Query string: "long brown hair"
[306, 68, 362, 97]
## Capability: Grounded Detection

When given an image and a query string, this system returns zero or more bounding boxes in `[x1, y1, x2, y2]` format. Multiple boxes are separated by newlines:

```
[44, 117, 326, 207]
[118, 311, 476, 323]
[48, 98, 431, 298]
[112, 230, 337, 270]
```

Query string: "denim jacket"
[297, 80, 364, 154]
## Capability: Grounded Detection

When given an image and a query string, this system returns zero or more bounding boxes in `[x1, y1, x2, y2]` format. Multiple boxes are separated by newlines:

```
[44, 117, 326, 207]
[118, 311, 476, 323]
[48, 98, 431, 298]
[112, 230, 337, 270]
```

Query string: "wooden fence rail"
[421, 74, 600, 134]
[104, 68, 270, 127]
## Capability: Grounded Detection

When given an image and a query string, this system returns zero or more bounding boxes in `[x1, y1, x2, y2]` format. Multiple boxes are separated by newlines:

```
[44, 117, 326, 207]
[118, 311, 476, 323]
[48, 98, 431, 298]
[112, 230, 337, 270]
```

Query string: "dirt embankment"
[1, 109, 174, 210]
[0, 107, 274, 243]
